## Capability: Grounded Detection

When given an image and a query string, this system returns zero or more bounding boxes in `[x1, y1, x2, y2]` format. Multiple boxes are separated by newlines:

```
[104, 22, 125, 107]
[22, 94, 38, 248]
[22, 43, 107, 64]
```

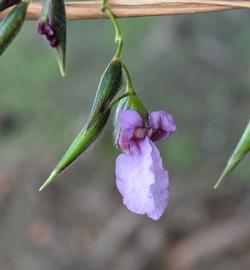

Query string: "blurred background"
[0, 7, 250, 270]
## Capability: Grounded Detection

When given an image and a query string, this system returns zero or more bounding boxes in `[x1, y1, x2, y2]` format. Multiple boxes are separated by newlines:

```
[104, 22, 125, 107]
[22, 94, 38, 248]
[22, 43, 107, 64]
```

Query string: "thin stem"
[101, 1, 123, 58]
[121, 63, 136, 94]
[109, 92, 133, 109]
[101, 0, 136, 95]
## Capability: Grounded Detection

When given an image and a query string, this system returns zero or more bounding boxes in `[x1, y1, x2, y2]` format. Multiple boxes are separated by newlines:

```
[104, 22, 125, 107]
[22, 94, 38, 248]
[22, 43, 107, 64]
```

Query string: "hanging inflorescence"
[0, 0, 249, 219]
[38, 0, 177, 220]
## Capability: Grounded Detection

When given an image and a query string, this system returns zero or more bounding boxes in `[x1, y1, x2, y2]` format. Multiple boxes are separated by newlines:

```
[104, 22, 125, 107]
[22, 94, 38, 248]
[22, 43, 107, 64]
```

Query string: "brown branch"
[1, 0, 250, 20]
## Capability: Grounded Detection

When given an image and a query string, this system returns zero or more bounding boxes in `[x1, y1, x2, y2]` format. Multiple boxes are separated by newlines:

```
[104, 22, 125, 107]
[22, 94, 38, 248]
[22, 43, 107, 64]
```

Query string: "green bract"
[51, 0, 66, 76]
[87, 59, 123, 128]
[127, 94, 148, 121]
[39, 59, 123, 191]
[0, 0, 29, 55]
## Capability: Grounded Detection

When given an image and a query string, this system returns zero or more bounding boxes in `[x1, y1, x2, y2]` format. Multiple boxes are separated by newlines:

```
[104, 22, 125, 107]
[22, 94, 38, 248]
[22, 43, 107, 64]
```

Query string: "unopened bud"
[37, 0, 66, 76]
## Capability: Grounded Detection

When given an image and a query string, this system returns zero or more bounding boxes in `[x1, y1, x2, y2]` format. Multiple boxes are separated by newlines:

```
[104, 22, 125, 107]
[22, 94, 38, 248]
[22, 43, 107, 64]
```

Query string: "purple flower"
[115, 109, 176, 220]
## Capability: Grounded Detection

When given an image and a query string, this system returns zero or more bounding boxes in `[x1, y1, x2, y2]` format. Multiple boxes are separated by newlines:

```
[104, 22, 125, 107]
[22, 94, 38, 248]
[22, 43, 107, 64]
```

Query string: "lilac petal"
[116, 136, 169, 220]
[149, 111, 177, 141]
[118, 129, 132, 153]
[119, 109, 144, 130]
[118, 110, 145, 152]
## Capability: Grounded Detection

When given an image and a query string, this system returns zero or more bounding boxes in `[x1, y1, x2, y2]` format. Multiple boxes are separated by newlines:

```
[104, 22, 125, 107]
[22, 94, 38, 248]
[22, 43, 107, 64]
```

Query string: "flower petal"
[118, 109, 145, 152]
[149, 111, 177, 141]
[117, 129, 133, 153]
[115, 136, 169, 220]
[119, 109, 144, 130]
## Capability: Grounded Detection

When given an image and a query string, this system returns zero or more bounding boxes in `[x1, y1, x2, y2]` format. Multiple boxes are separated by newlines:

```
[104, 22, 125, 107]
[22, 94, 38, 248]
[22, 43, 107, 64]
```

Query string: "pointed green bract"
[0, 0, 28, 55]
[215, 120, 250, 189]
[51, 0, 66, 76]
[39, 109, 110, 191]
[40, 58, 123, 191]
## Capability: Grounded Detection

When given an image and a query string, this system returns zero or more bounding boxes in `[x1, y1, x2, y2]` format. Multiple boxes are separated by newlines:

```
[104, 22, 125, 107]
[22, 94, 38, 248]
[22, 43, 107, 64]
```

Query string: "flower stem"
[121, 63, 136, 95]
[100, 0, 136, 98]
[109, 92, 133, 109]
[101, 0, 123, 59]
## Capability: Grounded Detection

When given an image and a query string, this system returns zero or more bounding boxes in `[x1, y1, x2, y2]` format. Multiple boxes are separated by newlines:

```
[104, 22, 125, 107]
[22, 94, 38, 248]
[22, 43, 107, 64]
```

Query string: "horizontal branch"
[1, 0, 250, 20]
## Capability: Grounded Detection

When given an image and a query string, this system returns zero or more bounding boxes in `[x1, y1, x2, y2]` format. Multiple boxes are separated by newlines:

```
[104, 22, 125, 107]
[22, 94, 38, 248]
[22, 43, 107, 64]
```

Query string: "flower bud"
[0, 0, 21, 12]
[215, 120, 250, 188]
[37, 0, 66, 76]
[113, 92, 148, 148]
[0, 0, 28, 55]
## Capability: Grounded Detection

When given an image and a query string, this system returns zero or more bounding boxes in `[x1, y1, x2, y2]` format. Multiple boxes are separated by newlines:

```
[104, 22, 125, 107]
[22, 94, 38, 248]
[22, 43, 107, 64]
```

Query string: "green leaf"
[215, 120, 250, 188]
[0, 0, 28, 55]
[39, 109, 110, 191]
[0, 0, 21, 12]
[51, 0, 66, 76]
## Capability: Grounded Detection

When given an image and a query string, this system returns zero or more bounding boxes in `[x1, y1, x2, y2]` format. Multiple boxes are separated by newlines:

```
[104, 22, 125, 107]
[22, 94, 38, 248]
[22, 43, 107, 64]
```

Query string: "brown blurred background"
[0, 8, 250, 270]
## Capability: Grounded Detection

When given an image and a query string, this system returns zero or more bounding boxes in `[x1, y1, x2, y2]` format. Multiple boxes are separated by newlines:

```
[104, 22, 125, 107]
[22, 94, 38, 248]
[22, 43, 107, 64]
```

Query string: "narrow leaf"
[39, 109, 110, 191]
[215, 120, 250, 188]
[0, 0, 21, 12]
[0, 0, 28, 55]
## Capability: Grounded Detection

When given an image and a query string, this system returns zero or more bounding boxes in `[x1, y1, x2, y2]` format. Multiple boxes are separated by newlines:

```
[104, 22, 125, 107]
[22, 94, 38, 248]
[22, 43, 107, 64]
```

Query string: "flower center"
[134, 128, 146, 139]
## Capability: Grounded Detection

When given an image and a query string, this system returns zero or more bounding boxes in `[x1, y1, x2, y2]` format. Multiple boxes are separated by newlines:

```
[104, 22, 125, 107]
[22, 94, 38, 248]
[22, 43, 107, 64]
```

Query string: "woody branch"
[0, 0, 250, 20]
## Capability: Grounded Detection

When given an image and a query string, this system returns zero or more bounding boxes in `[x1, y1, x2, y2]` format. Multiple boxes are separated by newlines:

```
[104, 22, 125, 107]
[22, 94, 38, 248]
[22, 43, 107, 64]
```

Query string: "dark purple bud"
[37, 21, 58, 48]
[38, 0, 66, 76]
[37, 21, 45, 35]
[48, 36, 58, 48]
[44, 25, 54, 36]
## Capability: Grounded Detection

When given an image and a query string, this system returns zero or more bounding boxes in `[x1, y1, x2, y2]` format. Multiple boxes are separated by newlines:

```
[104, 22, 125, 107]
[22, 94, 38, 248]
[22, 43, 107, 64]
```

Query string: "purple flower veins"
[115, 109, 176, 220]
[37, 21, 58, 48]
